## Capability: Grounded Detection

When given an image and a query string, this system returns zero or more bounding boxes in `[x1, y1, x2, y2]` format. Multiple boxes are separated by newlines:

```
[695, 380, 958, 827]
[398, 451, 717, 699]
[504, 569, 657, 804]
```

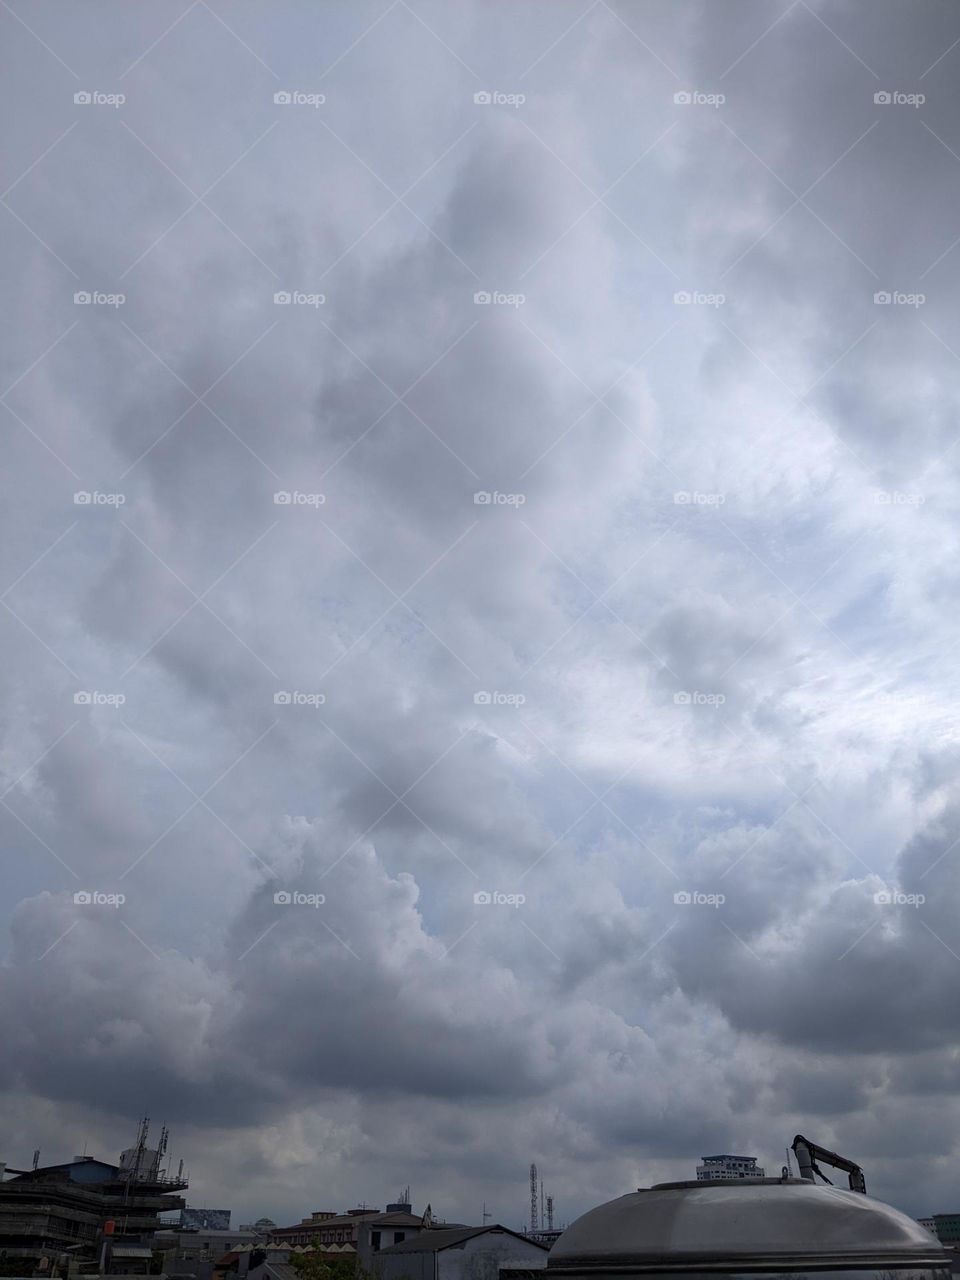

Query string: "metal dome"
[547, 1178, 950, 1279]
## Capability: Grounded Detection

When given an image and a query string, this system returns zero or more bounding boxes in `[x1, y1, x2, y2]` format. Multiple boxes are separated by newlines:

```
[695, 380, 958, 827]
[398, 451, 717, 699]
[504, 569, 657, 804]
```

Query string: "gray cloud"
[4, 0, 960, 1233]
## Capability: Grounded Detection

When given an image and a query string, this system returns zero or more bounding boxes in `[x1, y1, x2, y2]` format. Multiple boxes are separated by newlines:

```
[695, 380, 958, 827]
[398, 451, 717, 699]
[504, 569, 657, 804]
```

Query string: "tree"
[288, 1252, 363, 1280]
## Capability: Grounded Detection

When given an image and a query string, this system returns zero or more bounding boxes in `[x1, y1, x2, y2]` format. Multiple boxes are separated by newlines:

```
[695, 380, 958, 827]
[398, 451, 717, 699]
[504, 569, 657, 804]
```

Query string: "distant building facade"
[696, 1155, 766, 1181]
[155, 1227, 258, 1258]
[527, 1229, 564, 1249]
[273, 1202, 452, 1271]
[238, 1218, 277, 1235]
[182, 1208, 232, 1230]
[921, 1215, 960, 1244]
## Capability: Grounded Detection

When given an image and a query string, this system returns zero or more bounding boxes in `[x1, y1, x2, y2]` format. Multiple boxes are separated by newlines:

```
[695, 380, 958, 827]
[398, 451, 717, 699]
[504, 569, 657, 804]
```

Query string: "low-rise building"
[375, 1226, 548, 1280]
[273, 1202, 440, 1271]
[696, 1155, 766, 1181]
[156, 1228, 259, 1258]
[921, 1216, 960, 1245]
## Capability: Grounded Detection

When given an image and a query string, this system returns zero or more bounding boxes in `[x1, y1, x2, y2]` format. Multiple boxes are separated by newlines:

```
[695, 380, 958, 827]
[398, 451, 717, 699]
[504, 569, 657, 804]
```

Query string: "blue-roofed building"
[0, 1137, 187, 1272]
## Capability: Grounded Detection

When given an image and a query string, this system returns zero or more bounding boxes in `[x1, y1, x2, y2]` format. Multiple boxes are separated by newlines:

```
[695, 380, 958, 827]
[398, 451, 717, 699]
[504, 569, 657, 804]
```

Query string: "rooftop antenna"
[32, 1150, 40, 1171]
[546, 1196, 554, 1231]
[482, 1203, 492, 1225]
[529, 1164, 539, 1234]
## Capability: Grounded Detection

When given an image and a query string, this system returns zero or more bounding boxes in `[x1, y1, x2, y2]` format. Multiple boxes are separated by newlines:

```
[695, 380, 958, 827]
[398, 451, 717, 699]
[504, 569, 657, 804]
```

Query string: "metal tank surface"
[546, 1177, 951, 1280]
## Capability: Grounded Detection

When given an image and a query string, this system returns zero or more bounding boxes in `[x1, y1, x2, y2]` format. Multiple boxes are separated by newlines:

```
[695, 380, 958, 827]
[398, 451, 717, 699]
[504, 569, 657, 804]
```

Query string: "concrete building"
[376, 1226, 548, 1280]
[155, 1227, 259, 1258]
[0, 1149, 187, 1272]
[696, 1155, 766, 1181]
[921, 1216, 960, 1245]
[273, 1201, 440, 1271]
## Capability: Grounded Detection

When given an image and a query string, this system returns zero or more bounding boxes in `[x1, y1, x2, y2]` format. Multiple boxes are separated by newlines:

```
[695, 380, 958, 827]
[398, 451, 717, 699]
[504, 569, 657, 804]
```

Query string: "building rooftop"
[249, 1265, 299, 1280]
[4, 1156, 187, 1192]
[279, 1209, 424, 1231]
[381, 1227, 545, 1255]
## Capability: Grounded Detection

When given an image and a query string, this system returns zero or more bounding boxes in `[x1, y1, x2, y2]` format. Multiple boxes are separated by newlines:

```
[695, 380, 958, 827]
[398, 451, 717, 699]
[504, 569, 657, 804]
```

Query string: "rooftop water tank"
[547, 1178, 951, 1280]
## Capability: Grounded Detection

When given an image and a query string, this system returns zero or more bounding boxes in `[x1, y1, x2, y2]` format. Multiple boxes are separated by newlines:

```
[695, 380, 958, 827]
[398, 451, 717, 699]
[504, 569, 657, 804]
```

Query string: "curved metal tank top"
[546, 1178, 951, 1280]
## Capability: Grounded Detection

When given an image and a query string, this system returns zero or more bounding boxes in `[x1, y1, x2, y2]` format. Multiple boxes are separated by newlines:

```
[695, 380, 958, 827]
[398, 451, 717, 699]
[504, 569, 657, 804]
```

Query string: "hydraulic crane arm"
[792, 1134, 866, 1194]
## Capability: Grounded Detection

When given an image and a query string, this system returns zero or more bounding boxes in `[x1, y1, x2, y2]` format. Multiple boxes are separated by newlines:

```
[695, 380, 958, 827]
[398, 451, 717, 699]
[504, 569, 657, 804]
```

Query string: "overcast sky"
[3, 0, 960, 1234]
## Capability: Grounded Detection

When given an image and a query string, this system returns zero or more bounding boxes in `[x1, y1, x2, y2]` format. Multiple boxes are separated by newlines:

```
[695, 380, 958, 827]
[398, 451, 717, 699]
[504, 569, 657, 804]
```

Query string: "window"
[393, 1233, 405, 1245]
[371, 1232, 381, 1252]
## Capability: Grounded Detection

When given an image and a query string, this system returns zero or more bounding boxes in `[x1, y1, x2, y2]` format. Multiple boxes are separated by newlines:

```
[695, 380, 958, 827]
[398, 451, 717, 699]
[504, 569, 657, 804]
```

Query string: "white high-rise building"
[696, 1155, 765, 1181]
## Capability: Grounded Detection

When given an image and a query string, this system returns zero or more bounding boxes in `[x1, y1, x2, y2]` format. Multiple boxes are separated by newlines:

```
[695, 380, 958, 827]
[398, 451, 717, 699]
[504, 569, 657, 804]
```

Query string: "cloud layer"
[3, 0, 960, 1231]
